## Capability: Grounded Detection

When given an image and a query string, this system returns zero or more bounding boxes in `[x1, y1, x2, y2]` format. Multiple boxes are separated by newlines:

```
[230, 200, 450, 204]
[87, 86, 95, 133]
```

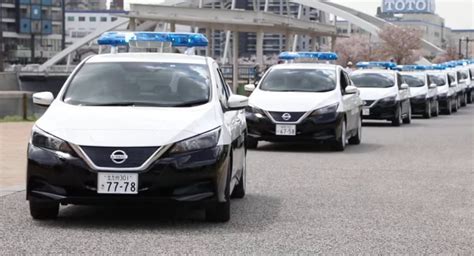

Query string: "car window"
[402, 74, 425, 87]
[350, 73, 395, 88]
[260, 68, 336, 92]
[63, 62, 211, 107]
[448, 73, 457, 84]
[340, 70, 349, 93]
[470, 68, 474, 81]
[397, 73, 403, 88]
[217, 68, 232, 99]
[428, 73, 446, 86]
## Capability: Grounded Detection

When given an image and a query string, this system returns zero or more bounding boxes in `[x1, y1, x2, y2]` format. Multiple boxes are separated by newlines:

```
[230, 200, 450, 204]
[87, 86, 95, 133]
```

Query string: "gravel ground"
[1, 105, 473, 254]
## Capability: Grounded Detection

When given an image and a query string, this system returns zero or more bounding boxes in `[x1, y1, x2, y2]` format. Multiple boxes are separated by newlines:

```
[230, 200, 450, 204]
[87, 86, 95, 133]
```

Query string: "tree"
[334, 35, 373, 66]
[377, 25, 423, 64]
[432, 47, 458, 64]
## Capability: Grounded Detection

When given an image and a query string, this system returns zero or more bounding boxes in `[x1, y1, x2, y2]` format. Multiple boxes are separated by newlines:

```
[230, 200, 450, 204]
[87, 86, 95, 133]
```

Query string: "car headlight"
[245, 105, 265, 118]
[438, 93, 448, 98]
[170, 128, 221, 154]
[379, 96, 397, 103]
[413, 94, 427, 100]
[31, 126, 74, 154]
[310, 103, 339, 116]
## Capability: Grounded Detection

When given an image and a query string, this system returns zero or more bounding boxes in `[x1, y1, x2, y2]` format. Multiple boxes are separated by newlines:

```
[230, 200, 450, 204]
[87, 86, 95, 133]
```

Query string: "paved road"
[1, 106, 473, 254]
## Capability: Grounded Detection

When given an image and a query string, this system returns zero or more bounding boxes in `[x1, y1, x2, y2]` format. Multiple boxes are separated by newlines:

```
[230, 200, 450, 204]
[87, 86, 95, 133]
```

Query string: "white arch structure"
[38, 0, 444, 72]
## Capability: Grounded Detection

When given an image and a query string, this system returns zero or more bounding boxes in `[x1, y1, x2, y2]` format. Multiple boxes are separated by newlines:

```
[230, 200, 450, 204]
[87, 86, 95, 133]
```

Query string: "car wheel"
[348, 115, 362, 145]
[391, 105, 402, 127]
[332, 119, 346, 151]
[467, 92, 473, 104]
[403, 105, 412, 124]
[446, 99, 452, 115]
[453, 98, 459, 112]
[231, 155, 246, 199]
[432, 101, 439, 117]
[246, 137, 258, 149]
[29, 200, 59, 220]
[206, 156, 231, 222]
[423, 101, 432, 119]
[461, 93, 467, 107]
[457, 96, 462, 108]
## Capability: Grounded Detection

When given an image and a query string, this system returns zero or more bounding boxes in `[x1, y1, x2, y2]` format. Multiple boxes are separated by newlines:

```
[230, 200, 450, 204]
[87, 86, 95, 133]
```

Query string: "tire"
[391, 105, 402, 127]
[453, 98, 458, 113]
[403, 105, 412, 124]
[445, 99, 452, 115]
[348, 115, 362, 145]
[29, 200, 59, 220]
[468, 92, 473, 104]
[332, 119, 346, 151]
[432, 101, 439, 117]
[231, 155, 246, 199]
[423, 101, 432, 119]
[206, 156, 231, 222]
[461, 93, 467, 107]
[246, 137, 258, 149]
[457, 96, 461, 109]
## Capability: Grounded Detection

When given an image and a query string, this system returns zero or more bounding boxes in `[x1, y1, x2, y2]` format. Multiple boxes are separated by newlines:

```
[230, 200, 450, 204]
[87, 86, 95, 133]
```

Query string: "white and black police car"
[426, 64, 458, 115]
[244, 52, 363, 151]
[27, 32, 249, 222]
[399, 65, 439, 118]
[350, 62, 412, 126]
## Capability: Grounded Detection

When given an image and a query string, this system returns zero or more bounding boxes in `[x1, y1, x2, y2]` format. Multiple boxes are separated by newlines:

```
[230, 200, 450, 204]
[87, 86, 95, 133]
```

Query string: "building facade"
[1, 0, 65, 65]
[65, 0, 106, 11]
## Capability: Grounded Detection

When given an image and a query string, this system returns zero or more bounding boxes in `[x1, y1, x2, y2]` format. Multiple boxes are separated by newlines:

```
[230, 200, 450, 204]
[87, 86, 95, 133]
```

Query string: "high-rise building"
[1, 0, 65, 65]
[65, 0, 106, 11]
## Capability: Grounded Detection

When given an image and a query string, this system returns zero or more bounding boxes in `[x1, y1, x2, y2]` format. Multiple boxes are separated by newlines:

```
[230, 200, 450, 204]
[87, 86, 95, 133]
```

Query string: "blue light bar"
[430, 64, 447, 70]
[278, 51, 338, 61]
[356, 61, 397, 70]
[97, 31, 209, 47]
[396, 65, 427, 71]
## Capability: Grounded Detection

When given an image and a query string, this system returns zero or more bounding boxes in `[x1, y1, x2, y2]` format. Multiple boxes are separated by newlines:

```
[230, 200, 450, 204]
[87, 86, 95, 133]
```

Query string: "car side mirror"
[450, 82, 457, 87]
[244, 84, 256, 92]
[227, 95, 248, 110]
[33, 92, 54, 107]
[345, 85, 358, 94]
[429, 83, 437, 89]
[400, 83, 409, 90]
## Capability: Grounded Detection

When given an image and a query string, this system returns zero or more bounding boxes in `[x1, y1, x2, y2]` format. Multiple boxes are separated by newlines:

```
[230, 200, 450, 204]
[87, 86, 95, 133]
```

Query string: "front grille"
[80, 146, 160, 168]
[364, 100, 375, 106]
[268, 111, 306, 122]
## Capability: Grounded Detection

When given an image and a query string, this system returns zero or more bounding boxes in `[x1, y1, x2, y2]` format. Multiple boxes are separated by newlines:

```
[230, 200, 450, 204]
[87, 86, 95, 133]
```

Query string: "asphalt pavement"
[1, 105, 473, 254]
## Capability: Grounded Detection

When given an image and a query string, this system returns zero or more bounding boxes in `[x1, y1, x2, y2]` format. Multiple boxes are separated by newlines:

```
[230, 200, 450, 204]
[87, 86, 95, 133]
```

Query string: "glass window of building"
[111, 17, 117, 21]
[90, 17, 96, 22]
[100, 17, 107, 22]
[79, 16, 85, 22]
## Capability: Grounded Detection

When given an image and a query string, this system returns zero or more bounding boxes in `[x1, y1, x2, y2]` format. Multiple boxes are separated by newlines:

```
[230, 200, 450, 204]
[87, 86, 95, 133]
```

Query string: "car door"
[214, 64, 245, 181]
[340, 69, 359, 132]
[397, 73, 410, 113]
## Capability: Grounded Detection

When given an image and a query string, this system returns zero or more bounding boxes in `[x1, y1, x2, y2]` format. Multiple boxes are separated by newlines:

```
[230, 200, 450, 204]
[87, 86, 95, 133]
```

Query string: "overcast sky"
[123, 0, 474, 29]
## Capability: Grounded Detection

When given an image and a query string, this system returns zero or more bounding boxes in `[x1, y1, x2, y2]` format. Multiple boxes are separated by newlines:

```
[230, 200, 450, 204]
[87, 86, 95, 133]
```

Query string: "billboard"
[381, 0, 436, 14]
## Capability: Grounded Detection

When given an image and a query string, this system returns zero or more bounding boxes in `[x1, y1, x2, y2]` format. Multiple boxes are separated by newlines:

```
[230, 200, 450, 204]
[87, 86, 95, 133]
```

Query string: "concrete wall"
[0, 72, 19, 91]
[0, 92, 46, 118]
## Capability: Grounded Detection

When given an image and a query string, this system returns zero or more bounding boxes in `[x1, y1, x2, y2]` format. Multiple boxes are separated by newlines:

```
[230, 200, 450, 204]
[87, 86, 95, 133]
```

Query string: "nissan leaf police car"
[27, 32, 249, 222]
[426, 64, 458, 115]
[445, 61, 469, 108]
[244, 52, 363, 151]
[350, 62, 411, 126]
[399, 65, 439, 118]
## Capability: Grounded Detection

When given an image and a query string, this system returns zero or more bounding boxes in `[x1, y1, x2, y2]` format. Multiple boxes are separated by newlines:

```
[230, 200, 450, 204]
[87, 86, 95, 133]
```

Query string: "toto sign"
[382, 0, 436, 14]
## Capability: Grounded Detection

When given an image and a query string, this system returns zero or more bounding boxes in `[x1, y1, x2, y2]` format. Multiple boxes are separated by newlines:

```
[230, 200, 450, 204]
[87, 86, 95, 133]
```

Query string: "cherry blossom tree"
[376, 25, 423, 64]
[334, 35, 374, 66]
[432, 47, 459, 63]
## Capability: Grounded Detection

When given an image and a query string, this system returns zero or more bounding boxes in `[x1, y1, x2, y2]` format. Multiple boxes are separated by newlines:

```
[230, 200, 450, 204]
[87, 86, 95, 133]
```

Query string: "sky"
[123, 0, 474, 29]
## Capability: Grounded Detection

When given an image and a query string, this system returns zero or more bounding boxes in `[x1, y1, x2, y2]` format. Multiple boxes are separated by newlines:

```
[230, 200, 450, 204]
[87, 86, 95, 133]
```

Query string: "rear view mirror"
[33, 92, 54, 107]
[450, 82, 457, 87]
[227, 95, 248, 110]
[429, 83, 437, 89]
[400, 84, 409, 90]
[345, 85, 358, 94]
[244, 84, 256, 92]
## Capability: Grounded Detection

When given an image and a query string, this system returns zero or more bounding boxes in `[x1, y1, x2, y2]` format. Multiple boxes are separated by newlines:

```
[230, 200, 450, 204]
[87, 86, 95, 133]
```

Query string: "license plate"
[97, 172, 138, 194]
[363, 108, 370, 116]
[276, 124, 296, 136]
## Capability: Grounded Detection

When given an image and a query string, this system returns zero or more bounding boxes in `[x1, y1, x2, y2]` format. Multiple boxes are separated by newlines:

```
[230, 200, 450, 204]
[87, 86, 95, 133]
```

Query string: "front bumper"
[26, 144, 230, 205]
[410, 97, 428, 114]
[246, 111, 344, 142]
[362, 101, 398, 120]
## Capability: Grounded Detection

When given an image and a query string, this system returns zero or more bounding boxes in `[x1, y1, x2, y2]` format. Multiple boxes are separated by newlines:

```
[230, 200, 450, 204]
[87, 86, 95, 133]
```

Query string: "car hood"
[357, 87, 397, 101]
[35, 101, 221, 147]
[249, 89, 338, 112]
[409, 86, 428, 97]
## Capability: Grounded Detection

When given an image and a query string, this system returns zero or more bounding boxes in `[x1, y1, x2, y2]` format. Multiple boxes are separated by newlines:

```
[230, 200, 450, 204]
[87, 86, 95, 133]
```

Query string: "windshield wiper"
[172, 99, 209, 107]
[86, 101, 165, 107]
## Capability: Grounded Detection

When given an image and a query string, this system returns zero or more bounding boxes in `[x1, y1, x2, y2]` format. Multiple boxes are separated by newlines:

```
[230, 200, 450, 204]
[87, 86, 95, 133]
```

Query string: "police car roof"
[351, 69, 397, 75]
[271, 63, 338, 70]
[87, 52, 208, 65]
[400, 71, 425, 75]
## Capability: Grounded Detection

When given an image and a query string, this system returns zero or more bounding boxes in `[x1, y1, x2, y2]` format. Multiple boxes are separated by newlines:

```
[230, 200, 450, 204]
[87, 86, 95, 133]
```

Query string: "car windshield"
[428, 73, 446, 86]
[402, 73, 425, 87]
[350, 73, 395, 88]
[63, 62, 211, 107]
[259, 68, 336, 92]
